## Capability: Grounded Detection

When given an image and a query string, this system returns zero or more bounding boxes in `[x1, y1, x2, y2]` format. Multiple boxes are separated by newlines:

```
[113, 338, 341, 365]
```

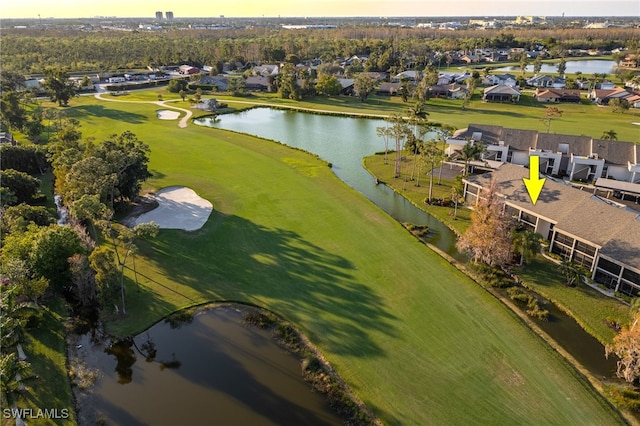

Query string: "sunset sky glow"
[2, 0, 639, 19]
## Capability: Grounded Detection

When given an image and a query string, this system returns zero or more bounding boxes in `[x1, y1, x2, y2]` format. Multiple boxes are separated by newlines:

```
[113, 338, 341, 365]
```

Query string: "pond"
[492, 59, 616, 74]
[73, 307, 344, 425]
[195, 108, 463, 261]
[195, 107, 618, 378]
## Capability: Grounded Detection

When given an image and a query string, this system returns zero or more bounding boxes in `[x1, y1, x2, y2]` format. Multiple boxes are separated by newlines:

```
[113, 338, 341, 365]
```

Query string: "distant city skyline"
[2, 0, 639, 19]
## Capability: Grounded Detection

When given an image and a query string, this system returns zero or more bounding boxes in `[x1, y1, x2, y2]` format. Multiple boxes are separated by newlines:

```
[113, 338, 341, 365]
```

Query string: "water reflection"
[73, 307, 344, 425]
[194, 108, 619, 382]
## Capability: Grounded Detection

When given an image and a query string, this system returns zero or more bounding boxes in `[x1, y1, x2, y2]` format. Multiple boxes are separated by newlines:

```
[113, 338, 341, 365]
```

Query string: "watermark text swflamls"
[2, 408, 71, 420]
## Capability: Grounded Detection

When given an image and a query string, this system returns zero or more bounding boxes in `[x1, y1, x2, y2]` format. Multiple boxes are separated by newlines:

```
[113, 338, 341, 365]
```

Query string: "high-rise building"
[155, 11, 163, 20]
[166, 11, 174, 21]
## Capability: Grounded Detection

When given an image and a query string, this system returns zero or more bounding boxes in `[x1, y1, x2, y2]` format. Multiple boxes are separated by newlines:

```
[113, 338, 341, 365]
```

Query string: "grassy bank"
[519, 257, 630, 345]
[88, 77, 640, 142]
[57, 96, 624, 424]
[25, 94, 629, 424]
[9, 297, 76, 426]
[363, 152, 472, 235]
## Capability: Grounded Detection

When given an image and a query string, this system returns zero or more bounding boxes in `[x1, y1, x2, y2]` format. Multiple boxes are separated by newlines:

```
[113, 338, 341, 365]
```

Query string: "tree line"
[1, 27, 637, 74]
[0, 120, 154, 406]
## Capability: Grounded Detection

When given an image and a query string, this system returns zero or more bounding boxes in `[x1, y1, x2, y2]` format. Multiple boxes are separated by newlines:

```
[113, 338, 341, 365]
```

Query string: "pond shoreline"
[68, 302, 381, 426]
[374, 173, 637, 425]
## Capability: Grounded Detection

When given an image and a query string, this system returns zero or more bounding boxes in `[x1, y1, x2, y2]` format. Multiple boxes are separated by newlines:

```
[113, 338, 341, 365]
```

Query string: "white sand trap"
[157, 110, 181, 120]
[134, 186, 212, 231]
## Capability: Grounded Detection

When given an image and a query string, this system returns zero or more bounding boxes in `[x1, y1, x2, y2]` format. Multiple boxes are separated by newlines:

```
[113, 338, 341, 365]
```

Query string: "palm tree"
[423, 140, 444, 203]
[458, 140, 486, 176]
[436, 126, 453, 185]
[451, 178, 464, 220]
[387, 115, 411, 178]
[557, 259, 583, 287]
[601, 129, 618, 140]
[407, 102, 429, 181]
[511, 228, 542, 266]
[375, 125, 392, 165]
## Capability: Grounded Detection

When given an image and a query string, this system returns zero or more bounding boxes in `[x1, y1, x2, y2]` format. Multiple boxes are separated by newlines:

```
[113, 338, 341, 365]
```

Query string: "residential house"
[483, 85, 521, 102]
[344, 55, 369, 66]
[527, 75, 566, 89]
[360, 72, 389, 82]
[620, 54, 640, 69]
[439, 71, 471, 85]
[377, 82, 401, 96]
[199, 76, 229, 91]
[534, 88, 581, 103]
[589, 87, 636, 105]
[460, 54, 482, 64]
[337, 78, 355, 96]
[446, 124, 640, 185]
[482, 73, 517, 87]
[462, 163, 640, 296]
[484, 51, 509, 63]
[244, 76, 270, 92]
[429, 83, 468, 99]
[392, 70, 420, 82]
[253, 64, 279, 77]
[179, 65, 200, 75]
[596, 81, 616, 90]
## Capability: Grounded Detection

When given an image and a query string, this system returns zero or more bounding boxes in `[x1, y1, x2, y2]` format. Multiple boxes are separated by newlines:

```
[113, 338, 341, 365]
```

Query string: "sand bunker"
[157, 110, 181, 120]
[133, 186, 212, 231]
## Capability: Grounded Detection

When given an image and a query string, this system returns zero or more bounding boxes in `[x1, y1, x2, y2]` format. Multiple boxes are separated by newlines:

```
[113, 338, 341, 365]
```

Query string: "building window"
[594, 270, 618, 290]
[505, 205, 520, 219]
[572, 251, 594, 268]
[618, 281, 640, 297]
[554, 232, 574, 248]
[552, 243, 572, 259]
[596, 258, 622, 276]
[520, 211, 537, 227]
[574, 240, 596, 257]
[622, 268, 640, 287]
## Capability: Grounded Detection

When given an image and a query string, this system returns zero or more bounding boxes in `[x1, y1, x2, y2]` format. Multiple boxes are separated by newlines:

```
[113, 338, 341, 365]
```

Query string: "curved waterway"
[73, 307, 344, 425]
[195, 108, 617, 378]
[196, 108, 463, 261]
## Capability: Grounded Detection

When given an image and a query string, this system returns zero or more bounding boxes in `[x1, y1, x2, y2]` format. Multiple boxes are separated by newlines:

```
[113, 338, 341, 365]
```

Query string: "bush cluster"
[507, 287, 549, 321]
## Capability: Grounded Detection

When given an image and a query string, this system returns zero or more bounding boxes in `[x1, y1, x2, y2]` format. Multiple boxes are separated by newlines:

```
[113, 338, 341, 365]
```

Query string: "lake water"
[492, 59, 616, 74]
[74, 307, 344, 425]
[195, 107, 617, 378]
[76, 108, 619, 424]
[195, 108, 463, 260]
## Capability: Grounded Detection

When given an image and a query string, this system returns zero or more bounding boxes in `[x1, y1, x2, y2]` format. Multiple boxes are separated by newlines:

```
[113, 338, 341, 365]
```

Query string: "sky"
[2, 0, 639, 19]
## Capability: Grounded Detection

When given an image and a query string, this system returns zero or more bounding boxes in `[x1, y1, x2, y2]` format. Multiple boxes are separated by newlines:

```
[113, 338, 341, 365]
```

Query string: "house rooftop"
[464, 163, 640, 269]
[453, 124, 637, 166]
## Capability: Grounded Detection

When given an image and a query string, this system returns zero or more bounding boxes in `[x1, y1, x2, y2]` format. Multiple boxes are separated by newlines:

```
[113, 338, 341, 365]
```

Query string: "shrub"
[164, 310, 194, 329]
[604, 385, 640, 412]
[244, 311, 276, 328]
[527, 304, 550, 321]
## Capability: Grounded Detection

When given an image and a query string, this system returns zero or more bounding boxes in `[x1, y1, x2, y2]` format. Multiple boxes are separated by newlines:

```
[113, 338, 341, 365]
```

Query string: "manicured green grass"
[26, 95, 627, 425]
[17, 297, 75, 425]
[71, 77, 640, 145]
[363, 152, 472, 235]
[54, 96, 626, 424]
[518, 257, 630, 345]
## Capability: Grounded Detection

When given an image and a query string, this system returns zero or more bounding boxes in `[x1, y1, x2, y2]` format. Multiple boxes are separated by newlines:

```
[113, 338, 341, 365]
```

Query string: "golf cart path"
[94, 93, 192, 128]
